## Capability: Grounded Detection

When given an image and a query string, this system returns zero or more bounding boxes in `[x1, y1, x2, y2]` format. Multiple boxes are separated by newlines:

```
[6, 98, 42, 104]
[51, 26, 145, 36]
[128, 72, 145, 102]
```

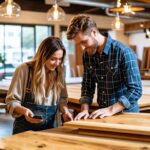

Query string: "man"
[66, 14, 142, 120]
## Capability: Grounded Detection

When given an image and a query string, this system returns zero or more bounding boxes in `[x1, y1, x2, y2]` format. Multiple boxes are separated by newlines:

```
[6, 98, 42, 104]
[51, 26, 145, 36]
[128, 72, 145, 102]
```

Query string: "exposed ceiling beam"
[124, 21, 150, 33]
[106, 8, 150, 19]
[63, 0, 115, 8]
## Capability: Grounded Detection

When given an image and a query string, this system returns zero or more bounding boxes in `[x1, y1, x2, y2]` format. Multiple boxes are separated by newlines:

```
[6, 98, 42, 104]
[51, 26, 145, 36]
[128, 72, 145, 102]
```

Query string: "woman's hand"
[62, 111, 73, 122]
[14, 106, 43, 123]
[23, 108, 43, 123]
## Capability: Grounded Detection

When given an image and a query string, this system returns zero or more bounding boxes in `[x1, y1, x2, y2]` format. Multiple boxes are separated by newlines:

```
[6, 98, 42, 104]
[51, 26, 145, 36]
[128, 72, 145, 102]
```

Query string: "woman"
[5, 36, 73, 134]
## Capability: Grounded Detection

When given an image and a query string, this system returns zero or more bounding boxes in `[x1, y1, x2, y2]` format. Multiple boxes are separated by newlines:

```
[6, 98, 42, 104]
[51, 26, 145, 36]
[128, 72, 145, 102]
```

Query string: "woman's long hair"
[30, 36, 66, 104]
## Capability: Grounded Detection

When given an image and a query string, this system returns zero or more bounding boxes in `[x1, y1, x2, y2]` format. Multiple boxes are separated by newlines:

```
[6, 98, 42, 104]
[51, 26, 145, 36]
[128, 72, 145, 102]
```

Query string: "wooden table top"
[0, 128, 150, 150]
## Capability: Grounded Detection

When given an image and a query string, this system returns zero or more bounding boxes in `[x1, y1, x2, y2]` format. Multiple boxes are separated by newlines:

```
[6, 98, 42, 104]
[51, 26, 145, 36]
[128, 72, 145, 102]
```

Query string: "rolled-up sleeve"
[119, 48, 142, 109]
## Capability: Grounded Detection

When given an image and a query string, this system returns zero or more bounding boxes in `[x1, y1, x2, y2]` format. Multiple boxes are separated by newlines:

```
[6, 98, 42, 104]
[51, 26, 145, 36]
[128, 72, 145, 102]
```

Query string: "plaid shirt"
[80, 34, 142, 112]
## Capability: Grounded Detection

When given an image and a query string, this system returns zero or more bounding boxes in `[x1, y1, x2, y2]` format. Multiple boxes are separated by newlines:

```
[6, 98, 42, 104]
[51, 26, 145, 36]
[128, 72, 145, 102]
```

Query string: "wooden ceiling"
[0, 0, 149, 19]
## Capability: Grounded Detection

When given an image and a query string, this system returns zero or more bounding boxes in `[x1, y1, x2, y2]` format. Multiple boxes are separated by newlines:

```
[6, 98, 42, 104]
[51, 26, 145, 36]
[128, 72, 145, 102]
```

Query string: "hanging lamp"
[111, 13, 124, 31]
[0, 0, 21, 17]
[47, 0, 66, 21]
[110, 0, 144, 15]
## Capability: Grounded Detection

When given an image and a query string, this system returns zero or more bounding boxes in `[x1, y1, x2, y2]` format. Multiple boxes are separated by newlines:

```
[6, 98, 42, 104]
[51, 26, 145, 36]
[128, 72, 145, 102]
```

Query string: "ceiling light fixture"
[0, 0, 21, 17]
[111, 13, 124, 31]
[110, 0, 144, 15]
[47, 0, 66, 21]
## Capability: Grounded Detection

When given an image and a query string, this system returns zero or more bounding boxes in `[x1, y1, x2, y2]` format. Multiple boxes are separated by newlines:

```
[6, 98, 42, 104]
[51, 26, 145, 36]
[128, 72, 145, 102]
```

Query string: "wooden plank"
[78, 129, 150, 142]
[44, 126, 150, 142]
[0, 130, 150, 150]
[67, 84, 150, 110]
[64, 113, 150, 136]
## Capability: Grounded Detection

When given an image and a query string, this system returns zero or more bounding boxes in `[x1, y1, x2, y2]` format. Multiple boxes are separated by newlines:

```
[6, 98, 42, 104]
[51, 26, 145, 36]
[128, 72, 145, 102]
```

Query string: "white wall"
[129, 32, 150, 60]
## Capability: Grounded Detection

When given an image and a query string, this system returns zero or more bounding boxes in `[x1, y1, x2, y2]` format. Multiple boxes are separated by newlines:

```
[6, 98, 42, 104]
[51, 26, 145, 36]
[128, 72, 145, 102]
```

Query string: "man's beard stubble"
[87, 37, 98, 56]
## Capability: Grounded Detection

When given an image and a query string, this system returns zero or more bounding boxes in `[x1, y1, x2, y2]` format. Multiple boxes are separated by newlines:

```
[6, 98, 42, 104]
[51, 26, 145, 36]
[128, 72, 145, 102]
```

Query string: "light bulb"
[122, 3, 135, 14]
[111, 16, 124, 30]
[47, 4, 66, 21]
[53, 4, 59, 20]
[6, 4, 13, 16]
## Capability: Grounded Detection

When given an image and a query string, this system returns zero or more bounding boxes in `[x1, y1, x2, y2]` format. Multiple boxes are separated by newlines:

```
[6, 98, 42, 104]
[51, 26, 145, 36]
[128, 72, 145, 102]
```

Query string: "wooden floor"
[0, 109, 14, 138]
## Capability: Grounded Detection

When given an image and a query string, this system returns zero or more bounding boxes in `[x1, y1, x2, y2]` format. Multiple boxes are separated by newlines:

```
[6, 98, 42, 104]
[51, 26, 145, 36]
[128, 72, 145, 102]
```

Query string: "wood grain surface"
[64, 113, 150, 136]
[66, 84, 150, 110]
[0, 129, 150, 150]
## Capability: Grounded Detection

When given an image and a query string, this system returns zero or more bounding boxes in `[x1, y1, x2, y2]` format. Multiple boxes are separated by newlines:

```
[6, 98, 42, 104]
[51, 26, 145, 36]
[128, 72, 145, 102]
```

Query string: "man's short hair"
[66, 14, 97, 40]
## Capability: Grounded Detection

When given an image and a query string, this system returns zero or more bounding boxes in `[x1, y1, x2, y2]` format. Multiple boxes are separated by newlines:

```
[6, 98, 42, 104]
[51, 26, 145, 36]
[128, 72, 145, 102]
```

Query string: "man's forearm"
[109, 101, 125, 115]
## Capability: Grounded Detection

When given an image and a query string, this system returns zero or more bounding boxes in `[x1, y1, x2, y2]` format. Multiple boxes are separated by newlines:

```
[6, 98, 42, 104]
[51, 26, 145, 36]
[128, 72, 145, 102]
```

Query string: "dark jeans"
[13, 103, 57, 134]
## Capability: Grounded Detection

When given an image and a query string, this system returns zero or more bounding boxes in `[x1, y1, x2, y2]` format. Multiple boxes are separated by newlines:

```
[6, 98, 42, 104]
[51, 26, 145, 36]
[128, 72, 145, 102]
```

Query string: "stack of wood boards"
[64, 113, 150, 142]
[66, 84, 150, 112]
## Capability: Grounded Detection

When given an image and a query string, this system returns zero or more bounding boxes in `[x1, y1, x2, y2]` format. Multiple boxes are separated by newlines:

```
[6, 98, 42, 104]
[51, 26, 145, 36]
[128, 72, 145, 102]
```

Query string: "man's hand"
[89, 102, 125, 119]
[74, 103, 90, 120]
[89, 107, 113, 119]
[74, 110, 89, 120]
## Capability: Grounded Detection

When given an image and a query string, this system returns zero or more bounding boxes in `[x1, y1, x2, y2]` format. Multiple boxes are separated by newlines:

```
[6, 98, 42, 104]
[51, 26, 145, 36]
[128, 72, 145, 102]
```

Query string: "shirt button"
[111, 67, 113, 69]
[103, 101, 106, 104]
[90, 66, 92, 69]
[102, 91, 105, 93]
[101, 76, 103, 79]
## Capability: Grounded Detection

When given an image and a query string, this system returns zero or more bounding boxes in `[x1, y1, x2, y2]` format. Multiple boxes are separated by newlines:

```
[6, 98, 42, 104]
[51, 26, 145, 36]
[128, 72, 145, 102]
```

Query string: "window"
[60, 26, 75, 78]
[0, 24, 54, 80]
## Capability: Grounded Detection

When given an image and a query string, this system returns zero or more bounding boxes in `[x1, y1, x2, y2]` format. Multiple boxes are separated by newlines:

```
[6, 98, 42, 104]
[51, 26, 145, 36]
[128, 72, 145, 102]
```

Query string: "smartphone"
[33, 115, 43, 119]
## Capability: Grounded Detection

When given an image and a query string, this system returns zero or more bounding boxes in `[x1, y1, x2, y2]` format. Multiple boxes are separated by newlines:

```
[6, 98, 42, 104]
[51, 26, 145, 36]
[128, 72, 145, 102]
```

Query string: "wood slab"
[45, 126, 150, 142]
[64, 113, 150, 136]
[67, 84, 150, 110]
[0, 130, 150, 150]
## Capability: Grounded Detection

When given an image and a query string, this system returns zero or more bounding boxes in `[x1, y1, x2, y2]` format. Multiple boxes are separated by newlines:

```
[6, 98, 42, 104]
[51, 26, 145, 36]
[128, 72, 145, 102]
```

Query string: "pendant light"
[0, 0, 21, 17]
[47, 0, 66, 21]
[110, 0, 144, 15]
[111, 13, 124, 31]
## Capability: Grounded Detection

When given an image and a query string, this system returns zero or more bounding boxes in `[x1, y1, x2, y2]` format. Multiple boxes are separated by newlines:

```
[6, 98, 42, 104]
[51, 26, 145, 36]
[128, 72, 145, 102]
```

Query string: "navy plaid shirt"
[80, 34, 142, 112]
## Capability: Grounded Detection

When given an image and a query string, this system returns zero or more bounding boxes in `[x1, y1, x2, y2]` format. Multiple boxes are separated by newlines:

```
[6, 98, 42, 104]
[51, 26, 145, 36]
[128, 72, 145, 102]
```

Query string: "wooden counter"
[0, 127, 150, 150]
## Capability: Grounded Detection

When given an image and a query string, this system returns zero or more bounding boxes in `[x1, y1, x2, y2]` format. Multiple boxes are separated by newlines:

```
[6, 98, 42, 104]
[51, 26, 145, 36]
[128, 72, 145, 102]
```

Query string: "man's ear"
[91, 28, 97, 37]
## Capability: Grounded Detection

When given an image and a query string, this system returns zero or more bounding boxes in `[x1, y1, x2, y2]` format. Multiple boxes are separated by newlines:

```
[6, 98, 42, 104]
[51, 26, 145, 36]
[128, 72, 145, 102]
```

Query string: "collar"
[102, 33, 113, 55]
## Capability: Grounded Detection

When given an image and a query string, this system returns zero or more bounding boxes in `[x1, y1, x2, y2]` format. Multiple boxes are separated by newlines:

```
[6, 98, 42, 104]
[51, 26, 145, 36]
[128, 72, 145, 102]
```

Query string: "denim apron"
[13, 64, 57, 134]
